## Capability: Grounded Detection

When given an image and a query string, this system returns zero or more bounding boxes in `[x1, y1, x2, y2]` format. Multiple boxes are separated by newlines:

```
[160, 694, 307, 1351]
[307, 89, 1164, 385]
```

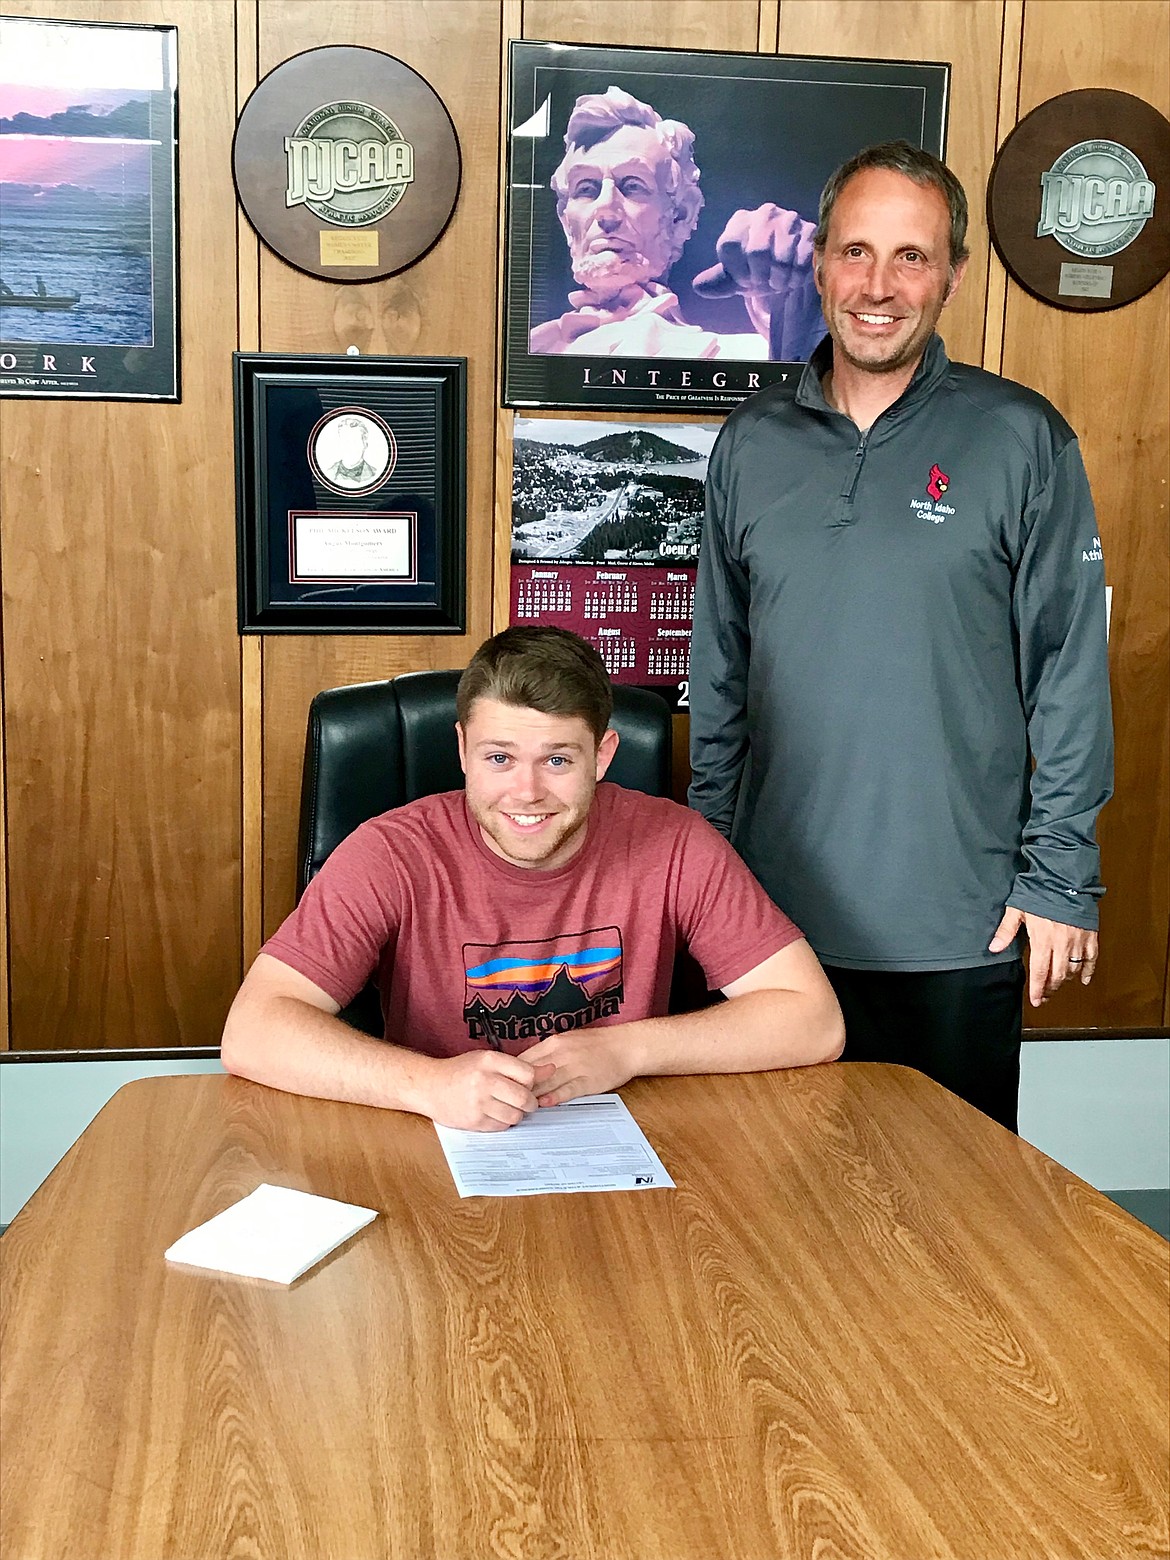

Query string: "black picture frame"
[233, 353, 466, 633]
[0, 15, 180, 402]
[502, 41, 950, 415]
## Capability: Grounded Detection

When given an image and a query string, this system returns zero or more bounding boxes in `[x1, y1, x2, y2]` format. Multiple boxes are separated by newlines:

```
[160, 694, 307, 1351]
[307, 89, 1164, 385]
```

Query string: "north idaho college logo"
[910, 464, 954, 523]
[927, 463, 950, 501]
[285, 100, 414, 226]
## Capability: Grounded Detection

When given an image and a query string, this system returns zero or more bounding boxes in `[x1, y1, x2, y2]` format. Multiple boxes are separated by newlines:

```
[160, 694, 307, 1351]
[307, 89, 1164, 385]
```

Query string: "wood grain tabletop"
[2, 1065, 1166, 1560]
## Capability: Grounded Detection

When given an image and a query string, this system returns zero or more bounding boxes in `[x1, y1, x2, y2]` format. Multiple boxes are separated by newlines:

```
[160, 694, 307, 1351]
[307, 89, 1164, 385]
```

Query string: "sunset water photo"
[0, 16, 177, 398]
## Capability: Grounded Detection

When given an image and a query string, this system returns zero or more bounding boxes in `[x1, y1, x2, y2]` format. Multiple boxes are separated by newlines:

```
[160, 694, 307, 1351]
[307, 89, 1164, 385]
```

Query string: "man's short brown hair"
[456, 626, 613, 743]
[814, 139, 970, 270]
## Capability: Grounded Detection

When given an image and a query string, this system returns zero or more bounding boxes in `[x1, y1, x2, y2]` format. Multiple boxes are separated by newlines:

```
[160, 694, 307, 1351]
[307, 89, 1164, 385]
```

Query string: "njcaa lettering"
[285, 135, 414, 208]
[1038, 171, 1154, 238]
[1037, 139, 1155, 259]
[468, 990, 621, 1044]
[283, 101, 414, 226]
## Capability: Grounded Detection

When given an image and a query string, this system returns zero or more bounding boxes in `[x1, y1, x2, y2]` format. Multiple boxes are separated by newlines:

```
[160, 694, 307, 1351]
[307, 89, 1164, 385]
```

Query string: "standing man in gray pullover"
[688, 141, 1113, 1131]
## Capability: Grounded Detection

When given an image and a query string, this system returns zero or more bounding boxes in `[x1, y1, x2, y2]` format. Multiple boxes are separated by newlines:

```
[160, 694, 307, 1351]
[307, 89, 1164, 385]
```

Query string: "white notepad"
[164, 1183, 377, 1285]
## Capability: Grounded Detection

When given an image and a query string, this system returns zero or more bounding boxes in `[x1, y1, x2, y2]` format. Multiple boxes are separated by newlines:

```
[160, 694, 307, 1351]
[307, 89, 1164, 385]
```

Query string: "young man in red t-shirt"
[222, 627, 843, 1130]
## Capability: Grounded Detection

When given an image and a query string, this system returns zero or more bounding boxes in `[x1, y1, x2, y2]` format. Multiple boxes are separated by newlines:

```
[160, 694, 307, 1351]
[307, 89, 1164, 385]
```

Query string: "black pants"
[823, 961, 1024, 1133]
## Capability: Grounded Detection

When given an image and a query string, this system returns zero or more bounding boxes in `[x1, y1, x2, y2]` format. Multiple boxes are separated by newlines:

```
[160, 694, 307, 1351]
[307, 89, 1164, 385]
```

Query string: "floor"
[1104, 1188, 1170, 1240]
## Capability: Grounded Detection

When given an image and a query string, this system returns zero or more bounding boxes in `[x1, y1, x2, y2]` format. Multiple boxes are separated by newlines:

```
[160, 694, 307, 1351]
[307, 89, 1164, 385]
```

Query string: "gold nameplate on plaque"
[320, 230, 379, 267]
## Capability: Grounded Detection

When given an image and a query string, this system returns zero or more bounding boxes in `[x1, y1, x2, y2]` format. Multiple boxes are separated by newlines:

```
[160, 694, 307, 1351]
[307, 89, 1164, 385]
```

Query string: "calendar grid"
[510, 562, 696, 712]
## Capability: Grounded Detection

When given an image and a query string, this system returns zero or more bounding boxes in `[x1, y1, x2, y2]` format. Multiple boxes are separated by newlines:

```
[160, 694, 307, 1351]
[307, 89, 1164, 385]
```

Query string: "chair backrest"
[297, 670, 673, 896]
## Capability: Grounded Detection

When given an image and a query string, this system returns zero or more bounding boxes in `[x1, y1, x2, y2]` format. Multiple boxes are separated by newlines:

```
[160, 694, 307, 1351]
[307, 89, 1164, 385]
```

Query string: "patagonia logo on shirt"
[462, 927, 624, 1047]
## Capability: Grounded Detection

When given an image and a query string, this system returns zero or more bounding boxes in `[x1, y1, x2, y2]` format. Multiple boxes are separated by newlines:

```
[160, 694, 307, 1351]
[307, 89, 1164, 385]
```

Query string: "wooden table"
[2, 1066, 1167, 1560]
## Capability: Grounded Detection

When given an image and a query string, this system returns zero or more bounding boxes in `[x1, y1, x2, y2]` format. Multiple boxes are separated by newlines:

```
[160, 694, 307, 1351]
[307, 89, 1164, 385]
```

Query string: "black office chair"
[296, 670, 676, 1035]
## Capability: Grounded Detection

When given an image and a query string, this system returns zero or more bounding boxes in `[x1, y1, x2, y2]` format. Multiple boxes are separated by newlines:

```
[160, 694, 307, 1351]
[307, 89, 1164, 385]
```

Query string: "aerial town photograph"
[511, 418, 718, 568]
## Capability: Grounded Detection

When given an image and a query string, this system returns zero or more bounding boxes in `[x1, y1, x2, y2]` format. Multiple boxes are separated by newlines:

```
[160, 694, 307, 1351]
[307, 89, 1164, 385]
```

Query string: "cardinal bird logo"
[927, 463, 950, 501]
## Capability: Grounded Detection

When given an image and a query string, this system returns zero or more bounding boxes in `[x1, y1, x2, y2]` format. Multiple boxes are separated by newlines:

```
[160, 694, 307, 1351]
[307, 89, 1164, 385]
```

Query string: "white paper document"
[293, 515, 413, 581]
[434, 1094, 675, 1198]
[164, 1183, 377, 1284]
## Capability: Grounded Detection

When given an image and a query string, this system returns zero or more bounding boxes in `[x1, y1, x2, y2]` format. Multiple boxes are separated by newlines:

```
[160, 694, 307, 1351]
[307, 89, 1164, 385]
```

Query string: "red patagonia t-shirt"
[263, 783, 801, 1059]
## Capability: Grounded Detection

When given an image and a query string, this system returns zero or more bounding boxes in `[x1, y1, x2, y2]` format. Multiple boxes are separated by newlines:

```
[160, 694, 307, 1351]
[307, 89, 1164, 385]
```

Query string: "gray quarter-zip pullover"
[688, 334, 1113, 970]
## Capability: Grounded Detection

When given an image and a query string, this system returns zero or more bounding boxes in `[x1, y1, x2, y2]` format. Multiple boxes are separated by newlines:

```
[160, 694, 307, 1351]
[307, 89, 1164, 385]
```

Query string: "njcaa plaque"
[987, 89, 1170, 311]
[232, 46, 461, 282]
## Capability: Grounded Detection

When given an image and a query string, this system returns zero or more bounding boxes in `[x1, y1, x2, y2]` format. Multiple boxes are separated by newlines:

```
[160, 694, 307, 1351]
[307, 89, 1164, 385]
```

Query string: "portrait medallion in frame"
[234, 353, 466, 633]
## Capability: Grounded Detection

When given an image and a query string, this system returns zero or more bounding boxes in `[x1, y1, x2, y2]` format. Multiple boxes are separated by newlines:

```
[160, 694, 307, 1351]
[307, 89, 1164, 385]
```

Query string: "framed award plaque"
[233, 352, 466, 633]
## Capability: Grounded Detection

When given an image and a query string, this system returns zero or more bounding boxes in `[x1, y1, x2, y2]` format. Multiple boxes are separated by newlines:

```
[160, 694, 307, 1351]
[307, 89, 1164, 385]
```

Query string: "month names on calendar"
[594, 627, 638, 675]
[510, 563, 697, 711]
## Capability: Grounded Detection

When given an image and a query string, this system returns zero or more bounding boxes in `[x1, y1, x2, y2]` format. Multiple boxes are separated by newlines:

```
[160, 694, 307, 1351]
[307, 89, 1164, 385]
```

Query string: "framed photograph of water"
[0, 16, 179, 401]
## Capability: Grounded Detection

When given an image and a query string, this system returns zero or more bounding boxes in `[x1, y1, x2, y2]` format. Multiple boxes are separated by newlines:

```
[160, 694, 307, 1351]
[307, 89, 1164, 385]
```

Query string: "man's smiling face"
[815, 166, 966, 377]
[457, 698, 618, 870]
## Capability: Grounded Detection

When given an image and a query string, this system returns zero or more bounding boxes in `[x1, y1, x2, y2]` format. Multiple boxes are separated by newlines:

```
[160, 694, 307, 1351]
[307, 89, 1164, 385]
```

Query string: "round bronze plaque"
[232, 46, 461, 282]
[987, 88, 1170, 311]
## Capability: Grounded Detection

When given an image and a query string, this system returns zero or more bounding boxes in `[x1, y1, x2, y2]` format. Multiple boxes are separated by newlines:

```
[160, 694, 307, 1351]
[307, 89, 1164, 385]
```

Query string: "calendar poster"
[510, 417, 717, 712]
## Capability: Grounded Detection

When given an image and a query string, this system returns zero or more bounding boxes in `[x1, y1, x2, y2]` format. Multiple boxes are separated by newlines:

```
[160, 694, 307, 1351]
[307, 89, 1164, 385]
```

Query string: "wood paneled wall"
[1000, 0, 1170, 1028]
[3, 0, 242, 1050]
[1, 0, 1166, 1049]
